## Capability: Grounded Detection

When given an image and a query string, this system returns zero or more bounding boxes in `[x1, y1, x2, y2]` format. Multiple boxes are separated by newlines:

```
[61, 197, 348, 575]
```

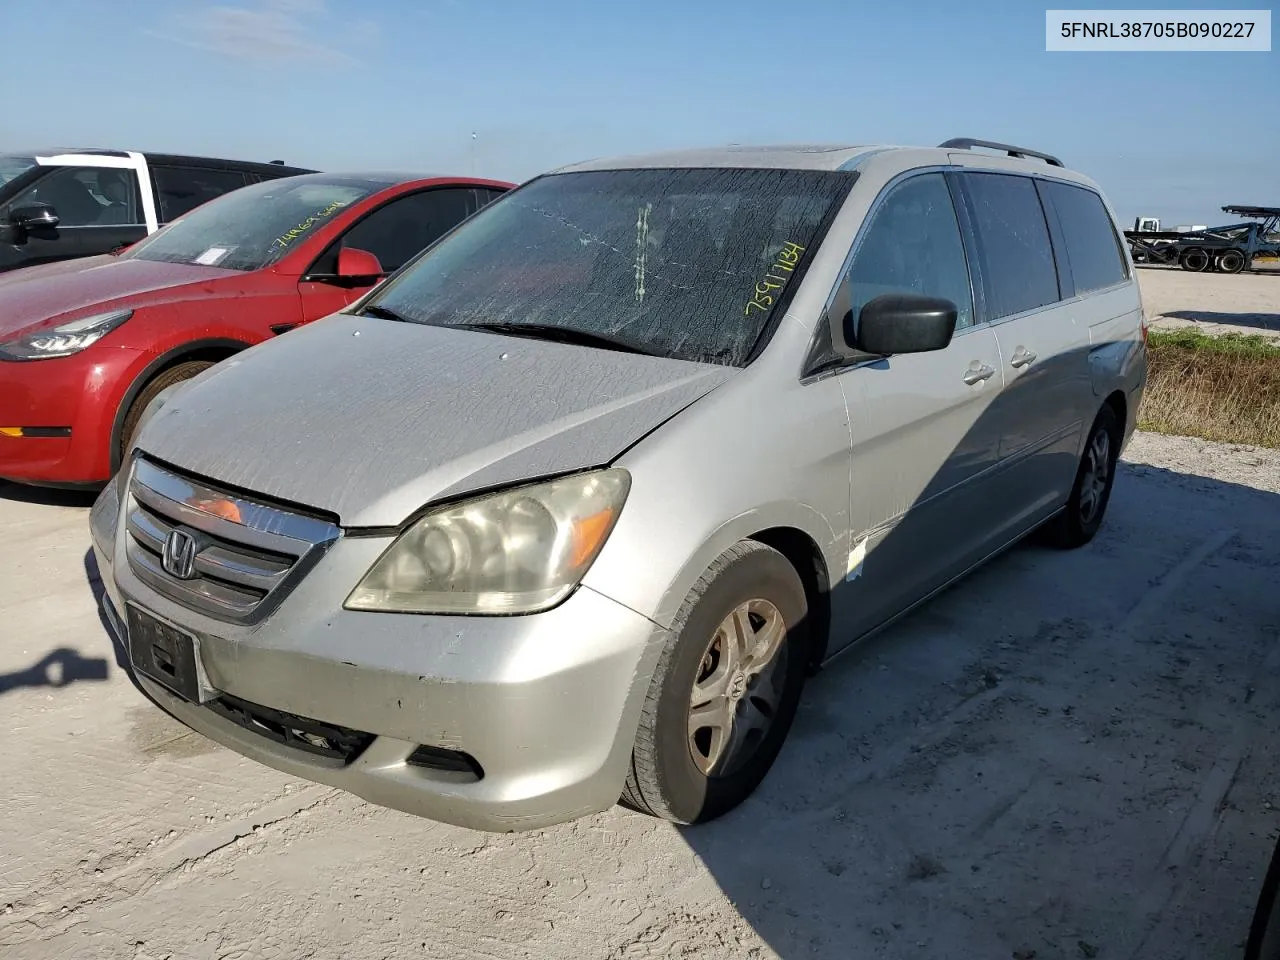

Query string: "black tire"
[1246, 835, 1280, 960]
[1044, 404, 1121, 549]
[622, 540, 810, 824]
[1217, 249, 1246, 274]
[118, 361, 214, 463]
[1180, 247, 1210, 272]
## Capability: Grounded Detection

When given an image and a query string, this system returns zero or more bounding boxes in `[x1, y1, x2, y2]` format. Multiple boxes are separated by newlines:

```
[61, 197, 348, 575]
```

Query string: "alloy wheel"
[688, 598, 788, 778]
[1079, 427, 1112, 525]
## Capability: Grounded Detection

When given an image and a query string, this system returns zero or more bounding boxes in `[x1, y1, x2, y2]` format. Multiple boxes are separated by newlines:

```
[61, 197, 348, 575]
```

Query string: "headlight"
[0, 309, 134, 360]
[345, 468, 631, 615]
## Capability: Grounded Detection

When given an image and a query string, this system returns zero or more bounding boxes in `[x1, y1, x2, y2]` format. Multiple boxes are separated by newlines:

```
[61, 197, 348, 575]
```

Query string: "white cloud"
[148, 0, 378, 65]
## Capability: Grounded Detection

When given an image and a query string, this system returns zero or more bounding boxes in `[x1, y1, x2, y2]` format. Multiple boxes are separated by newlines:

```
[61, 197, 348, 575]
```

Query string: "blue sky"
[4, 0, 1275, 227]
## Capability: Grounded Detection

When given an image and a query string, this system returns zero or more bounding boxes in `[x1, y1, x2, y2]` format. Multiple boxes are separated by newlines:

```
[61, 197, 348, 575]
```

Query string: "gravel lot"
[2, 268, 1278, 960]
[1138, 263, 1280, 341]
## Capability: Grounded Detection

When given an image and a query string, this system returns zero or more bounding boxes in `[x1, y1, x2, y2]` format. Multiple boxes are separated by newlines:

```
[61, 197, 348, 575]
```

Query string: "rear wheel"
[1180, 247, 1210, 272]
[1217, 249, 1247, 274]
[622, 540, 810, 824]
[117, 361, 214, 465]
[1045, 405, 1121, 549]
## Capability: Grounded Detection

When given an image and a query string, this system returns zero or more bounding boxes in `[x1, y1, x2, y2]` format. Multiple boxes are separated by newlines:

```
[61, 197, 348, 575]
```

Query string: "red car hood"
[0, 256, 241, 340]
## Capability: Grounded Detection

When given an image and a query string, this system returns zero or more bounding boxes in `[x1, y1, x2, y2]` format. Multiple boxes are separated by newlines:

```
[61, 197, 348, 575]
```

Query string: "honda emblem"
[161, 529, 199, 580]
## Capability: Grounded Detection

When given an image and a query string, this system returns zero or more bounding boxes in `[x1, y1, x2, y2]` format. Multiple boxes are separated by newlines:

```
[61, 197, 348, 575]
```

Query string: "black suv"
[0, 149, 315, 273]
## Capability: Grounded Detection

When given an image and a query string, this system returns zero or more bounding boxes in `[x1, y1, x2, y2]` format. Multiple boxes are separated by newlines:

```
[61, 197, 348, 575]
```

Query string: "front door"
[297, 274, 378, 327]
[1, 166, 148, 270]
[296, 186, 500, 326]
[828, 171, 1008, 650]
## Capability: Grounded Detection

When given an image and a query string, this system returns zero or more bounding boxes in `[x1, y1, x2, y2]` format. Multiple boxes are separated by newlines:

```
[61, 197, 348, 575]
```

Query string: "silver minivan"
[90, 139, 1147, 832]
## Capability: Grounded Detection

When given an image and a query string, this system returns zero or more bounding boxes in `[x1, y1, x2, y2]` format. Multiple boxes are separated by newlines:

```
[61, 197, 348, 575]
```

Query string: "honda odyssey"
[90, 138, 1147, 832]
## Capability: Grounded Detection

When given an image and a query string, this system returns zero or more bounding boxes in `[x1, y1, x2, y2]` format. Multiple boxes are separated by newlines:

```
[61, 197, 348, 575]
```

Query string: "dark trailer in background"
[1125, 205, 1280, 274]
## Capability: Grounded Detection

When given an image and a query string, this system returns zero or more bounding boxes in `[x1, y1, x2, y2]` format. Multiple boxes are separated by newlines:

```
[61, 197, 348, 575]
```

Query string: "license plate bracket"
[126, 605, 206, 703]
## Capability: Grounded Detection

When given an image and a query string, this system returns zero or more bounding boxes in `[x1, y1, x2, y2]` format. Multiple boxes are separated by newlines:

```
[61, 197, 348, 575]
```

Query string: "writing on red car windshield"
[744, 240, 806, 316]
[272, 201, 349, 250]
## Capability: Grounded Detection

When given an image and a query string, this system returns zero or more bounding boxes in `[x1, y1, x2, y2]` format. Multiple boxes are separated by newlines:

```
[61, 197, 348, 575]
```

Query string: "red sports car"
[0, 171, 512, 486]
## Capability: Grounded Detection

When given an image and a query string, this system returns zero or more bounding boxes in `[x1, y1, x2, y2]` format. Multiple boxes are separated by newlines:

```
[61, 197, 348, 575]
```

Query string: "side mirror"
[846, 293, 957, 356]
[337, 246, 384, 281]
[9, 202, 61, 231]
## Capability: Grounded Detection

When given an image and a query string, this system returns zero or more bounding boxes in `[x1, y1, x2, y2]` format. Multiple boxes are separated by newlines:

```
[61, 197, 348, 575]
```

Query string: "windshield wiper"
[358, 304, 417, 323]
[454, 321, 667, 358]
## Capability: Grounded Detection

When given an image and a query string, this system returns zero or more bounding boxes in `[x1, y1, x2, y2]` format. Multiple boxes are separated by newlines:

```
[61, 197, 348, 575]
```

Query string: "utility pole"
[470, 131, 477, 176]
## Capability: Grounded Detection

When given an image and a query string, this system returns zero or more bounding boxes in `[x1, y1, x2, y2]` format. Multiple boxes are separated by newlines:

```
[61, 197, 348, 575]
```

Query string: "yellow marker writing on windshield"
[745, 241, 806, 316]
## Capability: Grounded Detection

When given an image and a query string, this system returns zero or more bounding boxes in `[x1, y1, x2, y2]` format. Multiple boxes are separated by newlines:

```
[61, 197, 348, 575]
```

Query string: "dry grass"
[1139, 330, 1280, 448]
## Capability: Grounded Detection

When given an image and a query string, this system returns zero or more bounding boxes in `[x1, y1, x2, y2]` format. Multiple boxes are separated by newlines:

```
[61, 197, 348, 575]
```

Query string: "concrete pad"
[1, 428, 1278, 959]
[1138, 264, 1280, 342]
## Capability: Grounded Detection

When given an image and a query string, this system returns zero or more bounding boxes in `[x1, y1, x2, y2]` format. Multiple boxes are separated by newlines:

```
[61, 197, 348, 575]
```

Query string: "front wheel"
[622, 540, 810, 824]
[1045, 404, 1121, 549]
[117, 360, 214, 466]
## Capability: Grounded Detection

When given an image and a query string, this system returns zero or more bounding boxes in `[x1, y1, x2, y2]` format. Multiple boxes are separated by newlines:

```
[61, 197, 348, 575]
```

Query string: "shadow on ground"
[679, 463, 1280, 960]
[0, 647, 110, 694]
[1161, 309, 1280, 335]
[0, 480, 98, 508]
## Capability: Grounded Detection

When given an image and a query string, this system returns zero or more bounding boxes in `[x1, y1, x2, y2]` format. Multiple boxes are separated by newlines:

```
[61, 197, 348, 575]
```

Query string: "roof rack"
[937, 138, 1064, 168]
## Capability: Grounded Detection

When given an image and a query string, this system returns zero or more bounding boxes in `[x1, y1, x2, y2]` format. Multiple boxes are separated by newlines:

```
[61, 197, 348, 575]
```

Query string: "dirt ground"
[1138, 263, 1280, 341]
[2, 269, 1279, 960]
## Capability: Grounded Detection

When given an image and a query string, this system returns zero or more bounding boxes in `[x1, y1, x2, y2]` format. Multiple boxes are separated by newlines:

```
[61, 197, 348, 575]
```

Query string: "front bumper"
[0, 347, 141, 485]
[91, 476, 665, 833]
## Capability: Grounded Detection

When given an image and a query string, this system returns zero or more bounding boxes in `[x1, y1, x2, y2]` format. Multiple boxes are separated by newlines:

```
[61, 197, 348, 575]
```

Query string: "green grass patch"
[1147, 328, 1280, 357]
[1139, 329, 1280, 448]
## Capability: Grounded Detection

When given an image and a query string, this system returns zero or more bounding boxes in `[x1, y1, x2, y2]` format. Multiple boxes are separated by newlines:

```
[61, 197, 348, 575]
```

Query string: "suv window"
[3, 166, 144, 227]
[152, 165, 250, 221]
[337, 188, 474, 273]
[847, 172, 974, 330]
[1039, 180, 1129, 295]
[0, 156, 35, 188]
[962, 172, 1060, 321]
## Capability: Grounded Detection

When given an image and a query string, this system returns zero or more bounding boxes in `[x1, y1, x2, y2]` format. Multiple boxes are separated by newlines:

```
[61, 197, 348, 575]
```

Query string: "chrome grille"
[125, 458, 339, 623]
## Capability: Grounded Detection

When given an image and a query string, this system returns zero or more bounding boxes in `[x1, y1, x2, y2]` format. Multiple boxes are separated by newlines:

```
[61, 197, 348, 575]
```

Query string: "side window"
[961, 173, 1060, 321]
[1039, 180, 1129, 295]
[3, 166, 143, 227]
[847, 172, 975, 330]
[151, 166, 250, 222]
[335, 188, 475, 273]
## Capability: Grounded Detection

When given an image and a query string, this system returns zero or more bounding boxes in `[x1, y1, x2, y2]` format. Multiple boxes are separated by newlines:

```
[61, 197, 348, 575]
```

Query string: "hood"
[0, 256, 239, 340]
[0, 253, 114, 289]
[138, 314, 736, 527]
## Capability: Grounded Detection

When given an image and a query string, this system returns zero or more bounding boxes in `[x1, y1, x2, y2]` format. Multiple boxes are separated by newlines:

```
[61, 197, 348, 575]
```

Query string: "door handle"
[962, 363, 996, 385]
[1010, 347, 1037, 368]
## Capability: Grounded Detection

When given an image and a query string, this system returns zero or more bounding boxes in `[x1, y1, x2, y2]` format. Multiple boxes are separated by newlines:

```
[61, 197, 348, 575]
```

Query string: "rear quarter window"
[1039, 180, 1129, 295]
[961, 172, 1061, 321]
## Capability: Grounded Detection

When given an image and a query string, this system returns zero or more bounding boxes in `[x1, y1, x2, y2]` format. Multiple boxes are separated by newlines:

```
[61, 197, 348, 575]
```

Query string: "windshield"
[363, 167, 852, 367]
[0, 156, 36, 188]
[121, 175, 381, 272]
